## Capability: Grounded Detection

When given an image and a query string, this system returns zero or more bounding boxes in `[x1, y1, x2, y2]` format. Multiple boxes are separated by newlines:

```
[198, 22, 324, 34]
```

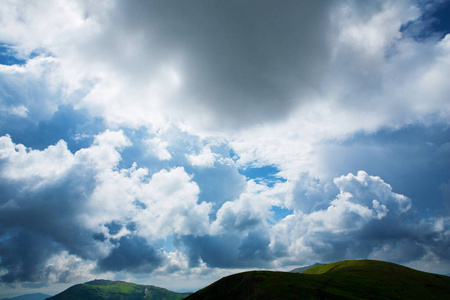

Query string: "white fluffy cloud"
[269, 171, 428, 266]
[44, 251, 96, 284]
[0, 130, 210, 283]
[145, 137, 172, 161]
[133, 167, 211, 238]
[186, 146, 216, 168]
[0, 135, 74, 182]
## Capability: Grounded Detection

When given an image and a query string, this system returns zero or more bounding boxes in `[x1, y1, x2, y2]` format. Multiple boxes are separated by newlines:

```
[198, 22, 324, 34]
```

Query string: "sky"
[0, 0, 450, 297]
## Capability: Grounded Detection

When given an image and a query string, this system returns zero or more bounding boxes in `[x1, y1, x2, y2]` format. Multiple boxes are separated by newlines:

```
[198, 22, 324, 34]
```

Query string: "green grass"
[290, 263, 323, 273]
[47, 279, 191, 300]
[186, 260, 450, 300]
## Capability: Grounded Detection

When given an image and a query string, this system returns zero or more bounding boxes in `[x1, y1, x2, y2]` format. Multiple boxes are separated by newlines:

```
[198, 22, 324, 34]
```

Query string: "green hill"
[47, 279, 191, 300]
[185, 260, 450, 299]
[290, 263, 323, 273]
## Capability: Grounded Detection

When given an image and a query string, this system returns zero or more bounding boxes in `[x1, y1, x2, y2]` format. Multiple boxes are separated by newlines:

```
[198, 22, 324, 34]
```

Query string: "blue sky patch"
[270, 206, 294, 224]
[239, 165, 286, 187]
[402, 0, 450, 41]
[164, 235, 175, 252]
[0, 44, 42, 66]
[320, 123, 450, 215]
[0, 105, 105, 152]
[0, 44, 26, 66]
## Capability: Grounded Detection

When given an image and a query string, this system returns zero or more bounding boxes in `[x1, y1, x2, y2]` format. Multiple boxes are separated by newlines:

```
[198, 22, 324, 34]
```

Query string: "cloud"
[315, 124, 450, 213]
[0, 105, 29, 118]
[44, 251, 96, 284]
[1, 0, 448, 181]
[0, 56, 65, 123]
[98, 0, 335, 129]
[0, 129, 216, 283]
[0, 0, 334, 130]
[186, 146, 216, 168]
[0, 231, 61, 283]
[97, 236, 164, 273]
[175, 170, 444, 270]
[177, 230, 272, 269]
[0, 130, 449, 286]
[131, 167, 211, 238]
[269, 170, 444, 266]
[333, 171, 412, 214]
[0, 132, 133, 280]
[1, 0, 449, 141]
[0, 0, 450, 292]
[0, 135, 74, 182]
[145, 137, 172, 161]
[0, 133, 106, 283]
[226, 0, 450, 182]
[212, 180, 276, 233]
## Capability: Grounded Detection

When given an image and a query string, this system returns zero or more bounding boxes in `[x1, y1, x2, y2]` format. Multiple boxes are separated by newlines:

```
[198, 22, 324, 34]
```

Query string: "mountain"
[185, 259, 450, 299]
[290, 262, 323, 273]
[46, 279, 191, 300]
[0, 294, 50, 300]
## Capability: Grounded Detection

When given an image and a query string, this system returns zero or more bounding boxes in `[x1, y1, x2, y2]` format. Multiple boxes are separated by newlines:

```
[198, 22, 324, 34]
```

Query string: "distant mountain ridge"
[186, 259, 450, 299]
[46, 279, 190, 300]
[0, 293, 50, 300]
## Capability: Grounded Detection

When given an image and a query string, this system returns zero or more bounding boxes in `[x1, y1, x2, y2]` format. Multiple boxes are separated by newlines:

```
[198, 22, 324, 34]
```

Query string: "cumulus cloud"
[44, 251, 96, 284]
[171, 170, 449, 271]
[0, 56, 65, 124]
[269, 171, 440, 267]
[132, 167, 211, 238]
[0, 105, 29, 118]
[0, 129, 449, 286]
[0, 132, 112, 282]
[0, 130, 210, 283]
[186, 146, 216, 168]
[0, 135, 74, 181]
[145, 137, 172, 161]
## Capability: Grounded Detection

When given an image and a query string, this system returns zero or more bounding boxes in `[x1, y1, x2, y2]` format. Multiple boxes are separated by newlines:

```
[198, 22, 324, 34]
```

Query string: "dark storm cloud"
[176, 230, 272, 269]
[0, 231, 61, 283]
[0, 134, 169, 282]
[104, 0, 334, 128]
[0, 165, 99, 282]
[97, 236, 164, 273]
[317, 214, 427, 264]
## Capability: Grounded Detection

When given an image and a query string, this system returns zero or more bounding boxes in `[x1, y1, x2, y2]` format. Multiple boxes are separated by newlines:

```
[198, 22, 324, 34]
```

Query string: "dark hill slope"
[186, 260, 450, 300]
[47, 279, 190, 300]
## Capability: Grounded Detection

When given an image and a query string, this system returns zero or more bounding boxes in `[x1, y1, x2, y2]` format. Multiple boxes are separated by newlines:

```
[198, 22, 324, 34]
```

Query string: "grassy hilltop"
[186, 259, 450, 299]
[46, 279, 190, 300]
